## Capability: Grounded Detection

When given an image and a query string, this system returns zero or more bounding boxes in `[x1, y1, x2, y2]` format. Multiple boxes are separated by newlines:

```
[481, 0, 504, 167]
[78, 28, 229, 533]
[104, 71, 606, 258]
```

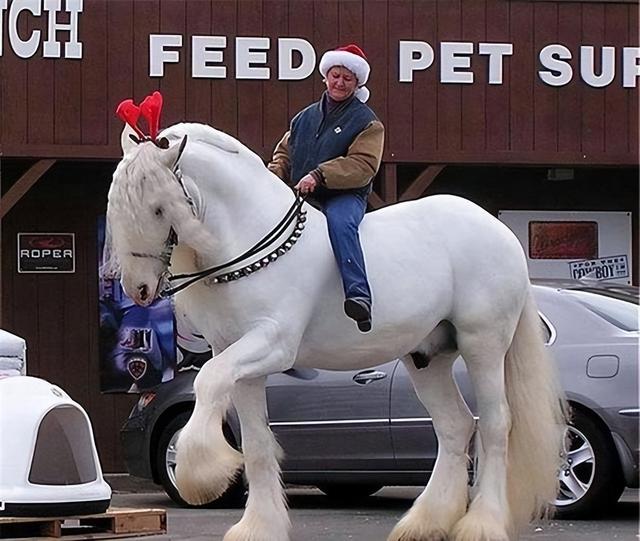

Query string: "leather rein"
[153, 191, 307, 297]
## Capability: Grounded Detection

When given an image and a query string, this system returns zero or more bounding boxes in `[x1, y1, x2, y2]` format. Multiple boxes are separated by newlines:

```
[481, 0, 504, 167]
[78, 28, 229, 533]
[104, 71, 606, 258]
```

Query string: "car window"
[565, 290, 639, 332]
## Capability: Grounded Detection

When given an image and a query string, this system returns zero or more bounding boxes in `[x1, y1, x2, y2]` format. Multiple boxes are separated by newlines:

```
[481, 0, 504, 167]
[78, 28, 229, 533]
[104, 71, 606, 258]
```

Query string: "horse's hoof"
[388, 523, 448, 541]
[175, 443, 244, 506]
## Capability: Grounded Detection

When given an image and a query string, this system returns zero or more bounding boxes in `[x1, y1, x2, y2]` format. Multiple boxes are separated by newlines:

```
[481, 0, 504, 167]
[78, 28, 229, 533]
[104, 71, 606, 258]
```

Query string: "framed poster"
[17, 233, 75, 273]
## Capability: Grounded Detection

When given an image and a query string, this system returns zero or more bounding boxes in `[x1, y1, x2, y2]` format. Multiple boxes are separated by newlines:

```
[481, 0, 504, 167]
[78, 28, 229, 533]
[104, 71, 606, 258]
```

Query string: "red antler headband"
[116, 91, 163, 142]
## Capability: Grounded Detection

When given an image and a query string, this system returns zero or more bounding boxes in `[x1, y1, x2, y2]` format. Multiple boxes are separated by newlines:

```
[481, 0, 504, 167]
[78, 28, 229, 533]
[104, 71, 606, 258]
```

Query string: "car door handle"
[353, 370, 388, 385]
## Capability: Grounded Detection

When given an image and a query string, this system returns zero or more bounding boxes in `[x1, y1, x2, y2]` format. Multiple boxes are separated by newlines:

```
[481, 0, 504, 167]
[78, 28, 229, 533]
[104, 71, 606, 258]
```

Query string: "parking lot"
[108, 478, 639, 541]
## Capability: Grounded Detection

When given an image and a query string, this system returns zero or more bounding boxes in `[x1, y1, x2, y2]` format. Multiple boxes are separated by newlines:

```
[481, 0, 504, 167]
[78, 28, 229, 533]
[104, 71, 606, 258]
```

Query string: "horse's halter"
[160, 191, 307, 297]
[129, 227, 178, 265]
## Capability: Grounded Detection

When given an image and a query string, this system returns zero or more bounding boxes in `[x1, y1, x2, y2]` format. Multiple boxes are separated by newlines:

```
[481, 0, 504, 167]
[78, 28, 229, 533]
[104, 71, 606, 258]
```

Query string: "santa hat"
[319, 44, 371, 103]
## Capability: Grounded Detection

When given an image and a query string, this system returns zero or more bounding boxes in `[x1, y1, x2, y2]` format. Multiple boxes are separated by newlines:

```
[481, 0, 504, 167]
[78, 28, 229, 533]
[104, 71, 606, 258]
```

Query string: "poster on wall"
[97, 217, 211, 393]
[498, 210, 632, 285]
[17, 233, 75, 273]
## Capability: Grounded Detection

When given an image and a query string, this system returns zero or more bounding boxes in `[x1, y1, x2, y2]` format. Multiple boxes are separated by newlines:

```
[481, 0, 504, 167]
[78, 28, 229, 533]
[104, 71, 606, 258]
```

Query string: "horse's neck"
[181, 146, 295, 266]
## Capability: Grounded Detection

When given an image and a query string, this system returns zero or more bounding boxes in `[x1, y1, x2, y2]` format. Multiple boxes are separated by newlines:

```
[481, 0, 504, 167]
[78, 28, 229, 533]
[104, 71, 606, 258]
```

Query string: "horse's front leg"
[174, 359, 243, 505]
[224, 378, 289, 541]
[175, 324, 293, 506]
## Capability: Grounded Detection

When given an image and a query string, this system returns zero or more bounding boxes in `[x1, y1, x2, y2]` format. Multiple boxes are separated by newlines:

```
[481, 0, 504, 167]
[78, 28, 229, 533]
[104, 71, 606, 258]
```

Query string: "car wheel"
[156, 411, 246, 508]
[554, 409, 625, 518]
[317, 484, 383, 501]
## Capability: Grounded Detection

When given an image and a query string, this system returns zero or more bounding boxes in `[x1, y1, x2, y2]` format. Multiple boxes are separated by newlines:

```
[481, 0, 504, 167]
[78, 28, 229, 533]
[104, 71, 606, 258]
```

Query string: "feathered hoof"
[387, 520, 448, 541]
[175, 441, 244, 506]
[451, 512, 509, 541]
[223, 516, 290, 541]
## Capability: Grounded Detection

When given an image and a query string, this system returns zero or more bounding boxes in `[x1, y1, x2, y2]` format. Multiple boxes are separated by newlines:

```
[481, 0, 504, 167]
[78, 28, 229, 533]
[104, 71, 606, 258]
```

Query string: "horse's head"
[105, 129, 190, 306]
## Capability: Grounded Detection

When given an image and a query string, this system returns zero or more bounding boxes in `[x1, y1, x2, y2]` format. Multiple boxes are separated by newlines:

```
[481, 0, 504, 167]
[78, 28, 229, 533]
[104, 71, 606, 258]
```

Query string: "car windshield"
[565, 289, 639, 332]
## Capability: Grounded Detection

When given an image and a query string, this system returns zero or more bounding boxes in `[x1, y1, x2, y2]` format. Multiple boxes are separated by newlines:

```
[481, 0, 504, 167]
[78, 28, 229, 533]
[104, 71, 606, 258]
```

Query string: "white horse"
[105, 122, 566, 541]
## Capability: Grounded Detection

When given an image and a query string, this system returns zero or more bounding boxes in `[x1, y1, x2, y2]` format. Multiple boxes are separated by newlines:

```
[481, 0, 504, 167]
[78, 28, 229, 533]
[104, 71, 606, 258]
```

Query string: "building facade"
[1, 0, 638, 470]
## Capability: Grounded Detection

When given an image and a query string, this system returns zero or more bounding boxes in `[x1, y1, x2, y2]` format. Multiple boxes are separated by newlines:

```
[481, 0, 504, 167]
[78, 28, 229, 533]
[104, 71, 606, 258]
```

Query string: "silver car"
[120, 281, 639, 517]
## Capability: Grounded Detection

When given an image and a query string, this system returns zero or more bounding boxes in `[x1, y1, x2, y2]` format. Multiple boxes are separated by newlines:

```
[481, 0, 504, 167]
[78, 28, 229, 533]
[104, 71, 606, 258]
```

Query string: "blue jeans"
[319, 191, 371, 303]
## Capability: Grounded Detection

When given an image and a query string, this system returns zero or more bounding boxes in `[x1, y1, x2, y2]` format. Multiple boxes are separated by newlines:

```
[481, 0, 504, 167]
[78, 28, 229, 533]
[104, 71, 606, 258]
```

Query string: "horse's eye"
[154, 207, 164, 217]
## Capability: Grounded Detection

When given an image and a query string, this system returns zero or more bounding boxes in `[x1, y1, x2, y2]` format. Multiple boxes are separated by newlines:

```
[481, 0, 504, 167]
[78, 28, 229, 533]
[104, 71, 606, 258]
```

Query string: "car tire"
[155, 411, 246, 508]
[317, 484, 383, 501]
[554, 409, 625, 518]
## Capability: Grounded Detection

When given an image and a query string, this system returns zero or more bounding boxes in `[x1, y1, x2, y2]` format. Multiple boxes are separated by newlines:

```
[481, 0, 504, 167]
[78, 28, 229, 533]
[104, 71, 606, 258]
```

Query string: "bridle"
[130, 190, 308, 298]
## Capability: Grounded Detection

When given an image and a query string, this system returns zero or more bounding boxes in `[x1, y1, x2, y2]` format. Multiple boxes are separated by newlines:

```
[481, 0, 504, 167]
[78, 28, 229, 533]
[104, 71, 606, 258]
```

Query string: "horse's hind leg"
[451, 331, 512, 541]
[388, 342, 475, 541]
[224, 378, 290, 541]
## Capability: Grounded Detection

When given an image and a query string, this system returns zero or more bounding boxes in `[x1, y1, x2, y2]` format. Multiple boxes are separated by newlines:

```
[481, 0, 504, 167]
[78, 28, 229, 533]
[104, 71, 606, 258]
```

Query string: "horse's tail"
[505, 289, 568, 530]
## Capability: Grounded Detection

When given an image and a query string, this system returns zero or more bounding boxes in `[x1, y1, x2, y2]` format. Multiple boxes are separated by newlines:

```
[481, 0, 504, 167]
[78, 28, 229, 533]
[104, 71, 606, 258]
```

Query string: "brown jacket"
[268, 120, 385, 190]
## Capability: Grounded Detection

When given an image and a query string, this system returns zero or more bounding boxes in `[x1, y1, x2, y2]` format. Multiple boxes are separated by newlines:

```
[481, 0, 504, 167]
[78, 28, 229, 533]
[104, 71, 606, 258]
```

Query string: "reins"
[160, 191, 307, 297]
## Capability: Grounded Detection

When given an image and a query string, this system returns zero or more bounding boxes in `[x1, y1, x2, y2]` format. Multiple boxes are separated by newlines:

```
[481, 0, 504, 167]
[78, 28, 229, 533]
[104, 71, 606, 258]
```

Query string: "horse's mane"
[102, 122, 285, 280]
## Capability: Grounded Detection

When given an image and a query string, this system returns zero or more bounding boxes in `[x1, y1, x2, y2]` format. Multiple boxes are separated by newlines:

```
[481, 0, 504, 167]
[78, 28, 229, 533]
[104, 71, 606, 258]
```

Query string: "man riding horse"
[268, 44, 384, 333]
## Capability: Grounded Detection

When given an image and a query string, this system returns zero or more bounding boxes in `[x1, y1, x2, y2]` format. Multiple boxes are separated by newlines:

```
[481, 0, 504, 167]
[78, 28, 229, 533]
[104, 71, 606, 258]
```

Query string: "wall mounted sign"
[498, 210, 632, 285]
[17, 233, 75, 273]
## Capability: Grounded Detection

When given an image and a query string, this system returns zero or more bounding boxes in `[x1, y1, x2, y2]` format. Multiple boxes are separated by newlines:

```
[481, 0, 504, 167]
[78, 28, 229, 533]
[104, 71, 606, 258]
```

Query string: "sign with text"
[17, 233, 75, 273]
[499, 210, 632, 285]
[569, 255, 630, 281]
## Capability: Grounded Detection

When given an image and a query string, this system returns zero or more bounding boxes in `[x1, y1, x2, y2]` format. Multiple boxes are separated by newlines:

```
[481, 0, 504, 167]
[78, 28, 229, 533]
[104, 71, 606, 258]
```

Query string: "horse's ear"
[161, 135, 188, 169]
[120, 124, 139, 156]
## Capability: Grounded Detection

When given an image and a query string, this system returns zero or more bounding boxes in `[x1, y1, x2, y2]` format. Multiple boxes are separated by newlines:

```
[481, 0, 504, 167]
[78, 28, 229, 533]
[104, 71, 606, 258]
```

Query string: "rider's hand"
[295, 174, 317, 195]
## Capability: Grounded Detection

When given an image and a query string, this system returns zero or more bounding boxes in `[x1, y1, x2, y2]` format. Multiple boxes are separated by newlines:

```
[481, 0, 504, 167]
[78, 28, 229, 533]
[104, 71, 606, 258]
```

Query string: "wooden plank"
[339, 0, 363, 46]
[262, 0, 289, 153]
[107, 1, 134, 148]
[55, 48, 83, 145]
[0, 160, 56, 219]
[387, 0, 413, 158]
[368, 189, 385, 210]
[133, 0, 160, 109]
[236, 0, 264, 154]
[185, 0, 212, 123]
[533, 2, 558, 153]
[382, 163, 397, 204]
[411, 0, 437, 154]
[313, 0, 339, 100]
[461, 0, 486, 152]
[211, 0, 238, 136]
[604, 4, 629, 155]
[287, 0, 315, 123]
[629, 4, 639, 156]
[384, 148, 634, 166]
[1, 8, 28, 147]
[159, 0, 187, 127]
[436, 0, 463, 153]
[485, 0, 510, 152]
[27, 13, 54, 144]
[400, 165, 445, 201]
[581, 3, 606, 156]
[557, 2, 582, 153]
[81, 0, 109, 145]
[509, 1, 534, 152]
[0, 508, 166, 540]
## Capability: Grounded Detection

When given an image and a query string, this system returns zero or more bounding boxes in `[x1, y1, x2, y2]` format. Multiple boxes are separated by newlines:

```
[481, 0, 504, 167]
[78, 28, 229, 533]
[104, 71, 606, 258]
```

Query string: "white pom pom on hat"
[319, 44, 371, 102]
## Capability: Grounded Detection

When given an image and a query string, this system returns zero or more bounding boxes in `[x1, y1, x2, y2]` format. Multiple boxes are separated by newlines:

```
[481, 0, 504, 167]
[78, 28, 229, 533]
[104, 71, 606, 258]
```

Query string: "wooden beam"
[368, 190, 385, 210]
[400, 165, 446, 202]
[0, 159, 56, 220]
[383, 163, 397, 204]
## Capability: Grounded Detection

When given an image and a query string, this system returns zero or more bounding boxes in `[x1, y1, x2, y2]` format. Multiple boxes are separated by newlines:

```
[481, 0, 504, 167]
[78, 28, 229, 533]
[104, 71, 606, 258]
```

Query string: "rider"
[268, 44, 385, 333]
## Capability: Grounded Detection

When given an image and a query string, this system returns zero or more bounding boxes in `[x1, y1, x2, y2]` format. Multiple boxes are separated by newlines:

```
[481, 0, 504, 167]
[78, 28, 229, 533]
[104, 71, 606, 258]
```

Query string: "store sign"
[499, 210, 633, 285]
[569, 255, 629, 281]
[1, 2, 638, 89]
[17, 233, 75, 273]
[148, 35, 640, 88]
[0, 0, 83, 59]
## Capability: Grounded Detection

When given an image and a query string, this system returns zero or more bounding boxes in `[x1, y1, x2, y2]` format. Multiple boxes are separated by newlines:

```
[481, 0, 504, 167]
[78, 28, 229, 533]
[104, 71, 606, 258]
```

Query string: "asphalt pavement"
[106, 476, 639, 541]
